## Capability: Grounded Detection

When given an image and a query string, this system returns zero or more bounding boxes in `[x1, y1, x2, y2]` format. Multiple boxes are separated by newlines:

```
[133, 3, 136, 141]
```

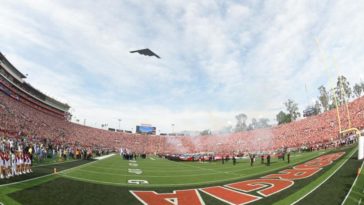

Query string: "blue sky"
[1, 0, 364, 133]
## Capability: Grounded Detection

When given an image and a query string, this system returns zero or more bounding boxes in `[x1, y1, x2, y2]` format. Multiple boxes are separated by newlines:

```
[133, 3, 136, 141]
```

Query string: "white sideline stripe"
[34, 154, 114, 167]
[341, 159, 364, 205]
[33, 160, 77, 168]
[0, 158, 103, 187]
[94, 154, 115, 160]
[291, 148, 357, 205]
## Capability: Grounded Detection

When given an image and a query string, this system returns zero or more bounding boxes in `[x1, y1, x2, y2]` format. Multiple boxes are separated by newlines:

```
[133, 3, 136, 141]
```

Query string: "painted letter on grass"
[130, 189, 204, 205]
[226, 179, 294, 197]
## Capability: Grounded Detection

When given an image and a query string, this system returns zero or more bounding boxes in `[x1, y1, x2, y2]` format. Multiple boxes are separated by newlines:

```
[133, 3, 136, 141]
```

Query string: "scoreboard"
[136, 124, 156, 135]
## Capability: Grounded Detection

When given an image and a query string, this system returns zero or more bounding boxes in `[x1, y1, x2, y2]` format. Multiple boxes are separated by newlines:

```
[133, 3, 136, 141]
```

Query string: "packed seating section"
[1, 83, 363, 156]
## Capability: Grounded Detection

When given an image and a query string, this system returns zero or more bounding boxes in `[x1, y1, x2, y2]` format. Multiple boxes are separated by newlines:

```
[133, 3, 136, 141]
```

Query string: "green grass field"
[342, 158, 364, 205]
[61, 151, 325, 187]
[0, 145, 360, 205]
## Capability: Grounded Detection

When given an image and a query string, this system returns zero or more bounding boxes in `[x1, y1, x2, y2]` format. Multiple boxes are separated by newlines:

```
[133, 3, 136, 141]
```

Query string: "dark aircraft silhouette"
[130, 48, 160, 59]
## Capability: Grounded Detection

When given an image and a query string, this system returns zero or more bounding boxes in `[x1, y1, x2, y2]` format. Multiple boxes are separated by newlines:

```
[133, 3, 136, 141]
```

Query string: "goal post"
[315, 39, 362, 159]
[340, 128, 362, 159]
[341, 128, 363, 161]
[330, 85, 362, 159]
[359, 135, 364, 160]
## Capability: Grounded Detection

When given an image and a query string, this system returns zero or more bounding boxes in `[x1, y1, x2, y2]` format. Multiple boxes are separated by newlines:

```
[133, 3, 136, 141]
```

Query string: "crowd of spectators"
[150, 97, 364, 155]
[167, 98, 364, 155]
[1, 79, 364, 168]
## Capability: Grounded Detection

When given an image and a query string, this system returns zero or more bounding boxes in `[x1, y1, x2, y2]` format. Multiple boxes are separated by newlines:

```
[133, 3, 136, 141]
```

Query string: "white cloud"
[1, 0, 364, 132]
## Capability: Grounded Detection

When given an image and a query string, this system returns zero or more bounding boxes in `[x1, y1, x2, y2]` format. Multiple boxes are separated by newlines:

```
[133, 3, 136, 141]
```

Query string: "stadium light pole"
[171, 123, 175, 135]
[118, 119, 122, 130]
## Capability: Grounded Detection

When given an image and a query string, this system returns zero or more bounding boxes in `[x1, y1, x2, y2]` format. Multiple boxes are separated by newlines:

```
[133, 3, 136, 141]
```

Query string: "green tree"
[303, 101, 321, 117]
[318, 85, 330, 112]
[314, 100, 321, 114]
[328, 89, 338, 110]
[247, 118, 257, 130]
[276, 111, 291, 125]
[248, 118, 270, 130]
[284, 99, 301, 121]
[258, 118, 270, 128]
[335, 75, 352, 104]
[235, 113, 248, 132]
[200, 129, 211, 136]
[353, 83, 363, 98]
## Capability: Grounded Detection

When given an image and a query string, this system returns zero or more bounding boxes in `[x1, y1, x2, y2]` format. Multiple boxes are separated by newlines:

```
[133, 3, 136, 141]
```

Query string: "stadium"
[1, 1, 364, 205]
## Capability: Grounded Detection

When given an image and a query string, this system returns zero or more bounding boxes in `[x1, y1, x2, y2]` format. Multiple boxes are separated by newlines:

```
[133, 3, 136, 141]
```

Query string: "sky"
[1, 0, 364, 134]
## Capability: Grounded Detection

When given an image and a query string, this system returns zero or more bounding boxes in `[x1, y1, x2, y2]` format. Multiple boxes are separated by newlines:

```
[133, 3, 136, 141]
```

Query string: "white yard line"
[94, 153, 115, 160]
[341, 159, 364, 205]
[291, 148, 357, 205]
[72, 168, 233, 177]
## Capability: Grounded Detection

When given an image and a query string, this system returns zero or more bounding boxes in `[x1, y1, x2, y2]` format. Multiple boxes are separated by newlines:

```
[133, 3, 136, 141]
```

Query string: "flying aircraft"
[130, 48, 161, 59]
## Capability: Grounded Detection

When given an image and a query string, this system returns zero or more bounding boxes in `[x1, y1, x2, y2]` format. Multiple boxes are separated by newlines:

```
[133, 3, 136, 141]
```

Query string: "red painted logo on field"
[226, 178, 294, 197]
[200, 186, 261, 205]
[130, 152, 345, 205]
[262, 167, 321, 180]
[130, 189, 204, 205]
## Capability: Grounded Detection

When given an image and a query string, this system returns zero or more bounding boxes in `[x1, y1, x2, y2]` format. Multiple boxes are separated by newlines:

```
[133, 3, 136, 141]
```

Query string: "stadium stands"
[0, 53, 364, 165]
[1, 80, 363, 156]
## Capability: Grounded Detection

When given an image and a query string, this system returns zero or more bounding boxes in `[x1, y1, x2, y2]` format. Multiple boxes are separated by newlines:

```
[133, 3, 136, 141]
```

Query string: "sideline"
[33, 159, 77, 168]
[341, 159, 364, 205]
[0, 156, 105, 188]
[291, 147, 357, 205]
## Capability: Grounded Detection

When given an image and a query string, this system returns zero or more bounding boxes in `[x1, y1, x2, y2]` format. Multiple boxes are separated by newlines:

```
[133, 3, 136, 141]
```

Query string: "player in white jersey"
[16, 152, 21, 175]
[11, 152, 17, 176]
[3, 152, 10, 179]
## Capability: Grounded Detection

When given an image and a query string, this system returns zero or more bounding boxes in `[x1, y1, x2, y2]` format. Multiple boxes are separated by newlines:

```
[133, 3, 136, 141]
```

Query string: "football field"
[60, 151, 324, 186]
[0, 145, 361, 205]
